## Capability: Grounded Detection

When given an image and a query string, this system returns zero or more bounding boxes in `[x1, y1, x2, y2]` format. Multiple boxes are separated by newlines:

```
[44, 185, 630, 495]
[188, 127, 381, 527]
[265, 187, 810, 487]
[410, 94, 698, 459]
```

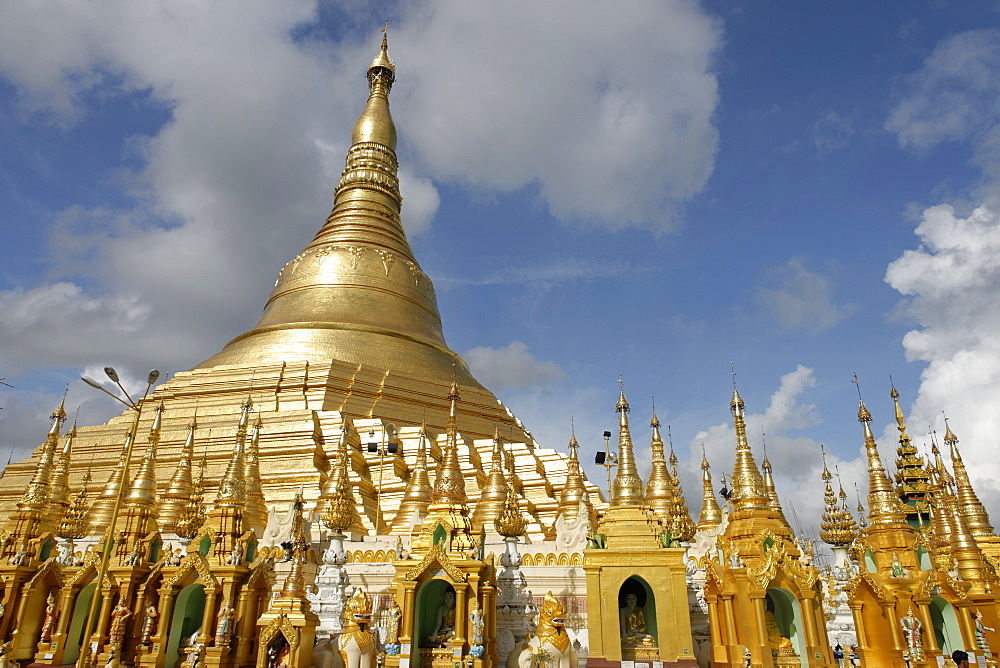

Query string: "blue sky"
[3, 1, 1000, 539]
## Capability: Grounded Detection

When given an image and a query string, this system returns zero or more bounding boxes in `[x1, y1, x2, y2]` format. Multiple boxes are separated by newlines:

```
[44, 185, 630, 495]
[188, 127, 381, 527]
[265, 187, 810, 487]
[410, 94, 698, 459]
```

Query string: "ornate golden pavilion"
[1, 32, 999, 668]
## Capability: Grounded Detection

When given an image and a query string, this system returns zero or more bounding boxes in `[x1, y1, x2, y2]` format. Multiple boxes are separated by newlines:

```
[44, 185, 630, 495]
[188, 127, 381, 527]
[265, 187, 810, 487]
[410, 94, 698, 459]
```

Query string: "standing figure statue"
[898, 607, 924, 660]
[40, 592, 57, 642]
[141, 603, 158, 644]
[215, 603, 236, 646]
[469, 600, 485, 657]
[974, 610, 995, 659]
[383, 598, 402, 656]
[109, 601, 132, 648]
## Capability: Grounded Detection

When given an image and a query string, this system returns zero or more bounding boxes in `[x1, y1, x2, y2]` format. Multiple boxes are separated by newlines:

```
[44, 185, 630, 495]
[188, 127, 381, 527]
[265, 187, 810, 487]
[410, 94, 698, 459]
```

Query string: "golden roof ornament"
[610, 380, 644, 506]
[18, 396, 66, 514]
[759, 432, 789, 526]
[495, 440, 527, 538]
[389, 423, 434, 532]
[124, 401, 163, 506]
[667, 426, 696, 541]
[819, 449, 853, 546]
[322, 423, 360, 535]
[279, 496, 310, 600]
[836, 469, 858, 541]
[945, 417, 995, 537]
[697, 445, 723, 530]
[209, 399, 252, 540]
[159, 416, 197, 533]
[57, 469, 91, 541]
[244, 414, 269, 533]
[471, 425, 509, 531]
[174, 452, 207, 540]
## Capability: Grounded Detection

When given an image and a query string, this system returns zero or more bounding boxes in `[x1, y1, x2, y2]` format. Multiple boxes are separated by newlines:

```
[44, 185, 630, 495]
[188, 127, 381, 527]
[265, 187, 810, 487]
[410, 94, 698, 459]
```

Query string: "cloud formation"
[755, 257, 851, 333]
[464, 341, 566, 392]
[885, 203, 1000, 510]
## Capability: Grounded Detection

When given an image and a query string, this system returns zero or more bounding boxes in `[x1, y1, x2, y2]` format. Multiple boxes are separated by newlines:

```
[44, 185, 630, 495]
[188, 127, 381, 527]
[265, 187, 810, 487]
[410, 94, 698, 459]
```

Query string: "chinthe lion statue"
[339, 588, 376, 668]
[516, 592, 578, 668]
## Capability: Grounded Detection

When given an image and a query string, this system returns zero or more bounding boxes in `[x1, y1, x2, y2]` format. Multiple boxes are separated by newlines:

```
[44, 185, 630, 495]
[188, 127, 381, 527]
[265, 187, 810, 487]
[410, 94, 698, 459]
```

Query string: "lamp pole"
[77, 367, 159, 668]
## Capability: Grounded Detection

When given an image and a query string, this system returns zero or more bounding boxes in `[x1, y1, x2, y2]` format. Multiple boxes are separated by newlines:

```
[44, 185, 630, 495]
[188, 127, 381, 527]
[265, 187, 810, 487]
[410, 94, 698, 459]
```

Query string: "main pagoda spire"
[196, 32, 478, 386]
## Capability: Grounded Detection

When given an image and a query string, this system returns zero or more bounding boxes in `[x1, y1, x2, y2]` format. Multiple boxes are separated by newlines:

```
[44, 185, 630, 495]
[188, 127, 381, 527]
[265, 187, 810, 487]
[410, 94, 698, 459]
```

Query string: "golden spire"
[195, 31, 479, 388]
[158, 415, 197, 533]
[321, 422, 360, 535]
[891, 383, 929, 521]
[243, 414, 268, 534]
[432, 380, 467, 504]
[471, 425, 509, 532]
[124, 402, 163, 505]
[57, 469, 91, 541]
[14, 396, 66, 534]
[175, 452, 207, 539]
[644, 411, 676, 523]
[667, 428, 696, 541]
[697, 445, 722, 530]
[209, 397, 251, 539]
[495, 439, 527, 538]
[46, 416, 76, 527]
[855, 484, 868, 534]
[759, 434, 789, 525]
[278, 496, 310, 600]
[945, 418, 995, 537]
[837, 469, 858, 541]
[728, 384, 769, 513]
[858, 395, 908, 529]
[610, 381, 644, 506]
[389, 423, 434, 532]
[88, 430, 132, 534]
[557, 425, 593, 523]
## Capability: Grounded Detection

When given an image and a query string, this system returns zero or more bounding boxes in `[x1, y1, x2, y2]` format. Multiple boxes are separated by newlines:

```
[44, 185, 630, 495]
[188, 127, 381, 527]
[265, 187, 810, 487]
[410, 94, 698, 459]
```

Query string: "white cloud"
[463, 341, 566, 392]
[886, 28, 1000, 180]
[755, 257, 851, 333]
[392, 0, 721, 232]
[884, 203, 1000, 511]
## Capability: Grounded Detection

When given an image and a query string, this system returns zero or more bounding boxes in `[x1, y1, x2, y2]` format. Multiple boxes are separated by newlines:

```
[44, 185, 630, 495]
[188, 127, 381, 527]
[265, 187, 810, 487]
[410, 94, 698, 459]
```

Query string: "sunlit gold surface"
[610, 387, 644, 506]
[696, 448, 722, 529]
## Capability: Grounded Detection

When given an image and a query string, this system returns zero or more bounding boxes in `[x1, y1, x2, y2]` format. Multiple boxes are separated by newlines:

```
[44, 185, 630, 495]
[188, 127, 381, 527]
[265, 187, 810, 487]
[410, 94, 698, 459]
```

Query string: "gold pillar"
[454, 584, 468, 645]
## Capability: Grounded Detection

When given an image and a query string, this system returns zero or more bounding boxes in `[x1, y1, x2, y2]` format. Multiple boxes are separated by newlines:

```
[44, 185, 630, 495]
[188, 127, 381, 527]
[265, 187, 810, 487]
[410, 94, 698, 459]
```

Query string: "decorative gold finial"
[945, 416, 995, 537]
[610, 380, 644, 506]
[698, 445, 722, 529]
[495, 439, 527, 538]
[727, 378, 768, 512]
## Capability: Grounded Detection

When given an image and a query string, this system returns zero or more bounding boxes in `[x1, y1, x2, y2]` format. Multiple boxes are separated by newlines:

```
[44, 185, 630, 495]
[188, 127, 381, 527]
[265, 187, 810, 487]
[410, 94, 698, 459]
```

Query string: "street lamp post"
[76, 367, 159, 668]
[595, 430, 617, 501]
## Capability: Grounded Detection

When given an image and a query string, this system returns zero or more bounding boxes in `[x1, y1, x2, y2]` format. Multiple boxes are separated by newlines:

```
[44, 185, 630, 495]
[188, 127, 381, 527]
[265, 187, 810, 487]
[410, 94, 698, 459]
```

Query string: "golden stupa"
[0, 33, 599, 536]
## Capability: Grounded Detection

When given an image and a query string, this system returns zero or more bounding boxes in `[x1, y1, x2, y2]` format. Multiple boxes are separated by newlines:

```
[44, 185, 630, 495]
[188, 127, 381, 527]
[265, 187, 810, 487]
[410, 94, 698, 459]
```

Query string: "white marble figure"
[553, 500, 591, 552]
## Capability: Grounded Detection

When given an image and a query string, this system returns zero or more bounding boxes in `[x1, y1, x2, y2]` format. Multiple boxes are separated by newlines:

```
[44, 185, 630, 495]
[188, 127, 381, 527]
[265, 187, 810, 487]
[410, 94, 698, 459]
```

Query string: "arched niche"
[413, 579, 456, 668]
[165, 583, 206, 668]
[765, 587, 805, 659]
[930, 596, 962, 656]
[618, 576, 657, 649]
[62, 582, 97, 664]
